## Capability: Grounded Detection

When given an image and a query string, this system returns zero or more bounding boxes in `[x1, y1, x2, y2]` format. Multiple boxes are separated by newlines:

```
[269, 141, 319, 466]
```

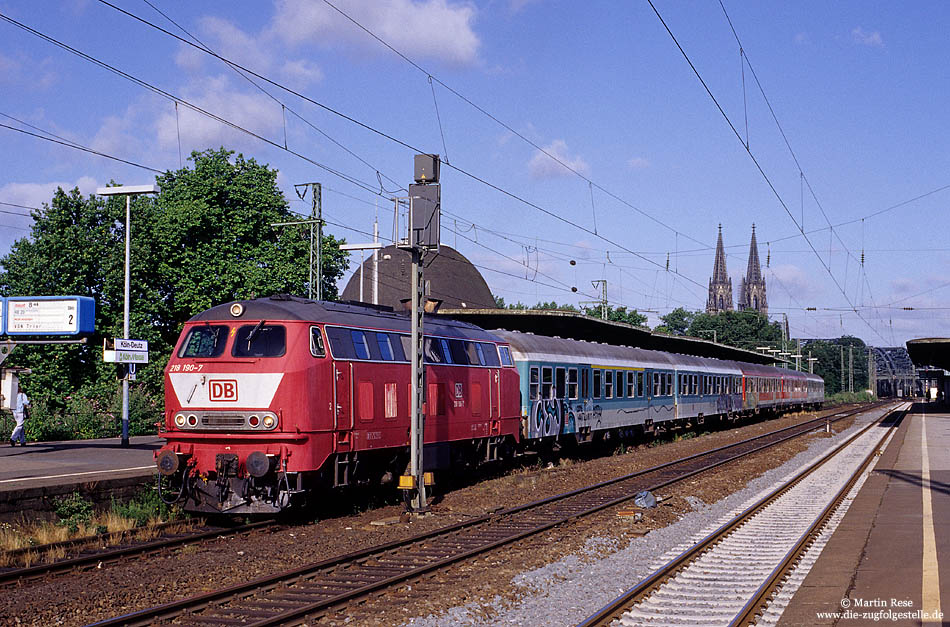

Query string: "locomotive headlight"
[174, 413, 186, 427]
[262, 415, 276, 429]
[187, 414, 198, 427]
[248, 415, 260, 427]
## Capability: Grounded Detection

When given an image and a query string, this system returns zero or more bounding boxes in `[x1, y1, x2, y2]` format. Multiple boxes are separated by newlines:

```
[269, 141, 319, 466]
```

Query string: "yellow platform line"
[921, 416, 942, 622]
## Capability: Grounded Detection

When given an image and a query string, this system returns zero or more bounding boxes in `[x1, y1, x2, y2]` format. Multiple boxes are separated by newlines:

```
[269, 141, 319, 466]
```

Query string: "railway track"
[89, 402, 895, 627]
[0, 519, 279, 586]
[577, 402, 908, 627]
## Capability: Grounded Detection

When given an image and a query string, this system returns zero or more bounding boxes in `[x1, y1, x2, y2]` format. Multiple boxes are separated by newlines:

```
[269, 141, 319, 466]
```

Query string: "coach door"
[333, 361, 354, 433]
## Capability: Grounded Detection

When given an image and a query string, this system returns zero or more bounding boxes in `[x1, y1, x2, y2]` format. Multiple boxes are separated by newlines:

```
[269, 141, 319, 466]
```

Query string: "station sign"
[103, 337, 149, 364]
[4, 296, 96, 335]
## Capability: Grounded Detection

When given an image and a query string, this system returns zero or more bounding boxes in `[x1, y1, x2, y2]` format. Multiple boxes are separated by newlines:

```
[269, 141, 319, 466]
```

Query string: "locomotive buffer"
[397, 154, 441, 512]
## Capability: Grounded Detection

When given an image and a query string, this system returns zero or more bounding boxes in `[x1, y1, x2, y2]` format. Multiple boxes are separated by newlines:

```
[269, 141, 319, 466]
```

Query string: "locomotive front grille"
[202, 415, 246, 427]
[173, 410, 279, 431]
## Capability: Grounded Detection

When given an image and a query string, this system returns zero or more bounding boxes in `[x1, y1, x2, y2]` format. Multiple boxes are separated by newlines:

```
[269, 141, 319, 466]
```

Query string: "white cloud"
[154, 75, 284, 152]
[280, 59, 324, 88]
[627, 156, 650, 170]
[0, 177, 99, 212]
[528, 139, 590, 179]
[0, 53, 57, 90]
[769, 263, 824, 300]
[851, 26, 883, 47]
[269, 0, 481, 66]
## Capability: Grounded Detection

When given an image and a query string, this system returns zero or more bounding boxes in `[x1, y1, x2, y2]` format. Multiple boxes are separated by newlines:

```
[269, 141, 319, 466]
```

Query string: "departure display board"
[5, 296, 96, 335]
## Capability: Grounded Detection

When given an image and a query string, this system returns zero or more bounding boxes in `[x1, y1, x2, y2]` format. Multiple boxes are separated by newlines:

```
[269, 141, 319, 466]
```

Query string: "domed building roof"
[340, 244, 497, 310]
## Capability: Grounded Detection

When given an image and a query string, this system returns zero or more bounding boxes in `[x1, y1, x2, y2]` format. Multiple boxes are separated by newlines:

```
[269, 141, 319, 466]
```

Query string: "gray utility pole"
[840, 346, 845, 394]
[290, 182, 323, 300]
[400, 154, 441, 513]
[849, 346, 854, 393]
[581, 280, 608, 319]
[96, 184, 157, 447]
[274, 182, 323, 300]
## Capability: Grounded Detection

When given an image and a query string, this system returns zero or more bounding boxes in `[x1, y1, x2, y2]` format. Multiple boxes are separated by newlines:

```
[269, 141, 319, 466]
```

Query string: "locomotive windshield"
[233, 323, 286, 357]
[179, 325, 228, 358]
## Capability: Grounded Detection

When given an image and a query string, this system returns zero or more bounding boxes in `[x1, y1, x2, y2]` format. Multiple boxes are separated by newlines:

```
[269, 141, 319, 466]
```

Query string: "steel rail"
[576, 404, 907, 627]
[729, 406, 907, 626]
[88, 402, 893, 627]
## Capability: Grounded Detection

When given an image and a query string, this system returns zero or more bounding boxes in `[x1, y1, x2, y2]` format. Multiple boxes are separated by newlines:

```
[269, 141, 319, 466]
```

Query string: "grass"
[0, 488, 190, 567]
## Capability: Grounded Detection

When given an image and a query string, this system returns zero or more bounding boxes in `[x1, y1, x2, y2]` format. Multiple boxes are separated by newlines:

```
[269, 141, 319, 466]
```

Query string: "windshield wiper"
[246, 320, 267, 345]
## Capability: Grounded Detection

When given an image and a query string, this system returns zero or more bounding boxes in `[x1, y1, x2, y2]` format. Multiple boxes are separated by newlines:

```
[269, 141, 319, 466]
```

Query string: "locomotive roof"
[188, 295, 503, 342]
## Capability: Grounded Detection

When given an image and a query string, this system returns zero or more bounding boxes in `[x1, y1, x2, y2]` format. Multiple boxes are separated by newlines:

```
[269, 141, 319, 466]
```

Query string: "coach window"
[529, 366, 540, 400]
[375, 333, 394, 361]
[556, 367, 566, 399]
[693, 374, 699, 395]
[309, 326, 326, 358]
[617, 371, 625, 397]
[637, 372, 644, 397]
[605, 370, 614, 399]
[233, 324, 286, 358]
[568, 368, 579, 399]
[666, 373, 673, 396]
[542, 366, 554, 399]
[627, 371, 635, 397]
[593, 369, 602, 399]
[652, 372, 660, 397]
[180, 325, 228, 358]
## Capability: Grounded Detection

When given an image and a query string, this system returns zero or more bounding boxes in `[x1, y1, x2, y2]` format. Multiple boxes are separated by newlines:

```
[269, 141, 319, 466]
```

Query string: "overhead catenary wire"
[30, 4, 710, 294]
[646, 0, 889, 344]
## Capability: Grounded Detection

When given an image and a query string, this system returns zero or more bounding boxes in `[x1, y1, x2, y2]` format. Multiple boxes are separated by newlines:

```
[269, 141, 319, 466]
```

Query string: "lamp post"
[96, 184, 158, 447]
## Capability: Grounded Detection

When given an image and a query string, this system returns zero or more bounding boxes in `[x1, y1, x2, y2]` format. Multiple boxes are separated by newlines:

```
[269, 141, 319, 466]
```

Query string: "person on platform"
[10, 389, 29, 447]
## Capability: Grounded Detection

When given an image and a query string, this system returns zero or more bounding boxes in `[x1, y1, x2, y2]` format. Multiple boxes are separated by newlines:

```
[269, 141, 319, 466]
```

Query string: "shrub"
[54, 492, 94, 533]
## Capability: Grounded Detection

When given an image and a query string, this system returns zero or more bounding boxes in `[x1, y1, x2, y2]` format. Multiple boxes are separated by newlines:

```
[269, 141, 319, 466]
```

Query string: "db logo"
[209, 379, 238, 402]
[455, 382, 464, 399]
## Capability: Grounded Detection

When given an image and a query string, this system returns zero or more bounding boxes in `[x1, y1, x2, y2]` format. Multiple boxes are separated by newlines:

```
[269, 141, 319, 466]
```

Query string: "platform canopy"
[439, 308, 783, 366]
[906, 338, 950, 370]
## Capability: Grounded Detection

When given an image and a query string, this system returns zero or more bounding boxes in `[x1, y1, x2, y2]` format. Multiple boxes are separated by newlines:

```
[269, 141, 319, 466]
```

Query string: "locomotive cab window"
[351, 330, 371, 360]
[498, 345, 514, 367]
[233, 323, 286, 358]
[179, 324, 228, 358]
[310, 326, 326, 358]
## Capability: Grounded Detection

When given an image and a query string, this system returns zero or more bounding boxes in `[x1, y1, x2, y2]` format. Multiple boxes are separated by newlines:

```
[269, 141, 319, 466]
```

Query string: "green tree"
[801, 336, 868, 396]
[581, 304, 648, 327]
[0, 148, 348, 438]
[687, 310, 782, 348]
[654, 307, 696, 336]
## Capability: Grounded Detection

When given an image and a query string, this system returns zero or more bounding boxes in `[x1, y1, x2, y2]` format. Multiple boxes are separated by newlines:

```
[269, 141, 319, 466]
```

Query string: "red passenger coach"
[156, 295, 521, 514]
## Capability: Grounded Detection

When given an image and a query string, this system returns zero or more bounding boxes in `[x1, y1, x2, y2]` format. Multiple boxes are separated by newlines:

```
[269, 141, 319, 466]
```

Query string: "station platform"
[0, 435, 162, 520]
[779, 402, 949, 625]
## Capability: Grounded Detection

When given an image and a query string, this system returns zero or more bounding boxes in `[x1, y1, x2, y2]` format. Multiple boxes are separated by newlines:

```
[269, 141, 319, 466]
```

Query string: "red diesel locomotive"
[156, 296, 521, 514]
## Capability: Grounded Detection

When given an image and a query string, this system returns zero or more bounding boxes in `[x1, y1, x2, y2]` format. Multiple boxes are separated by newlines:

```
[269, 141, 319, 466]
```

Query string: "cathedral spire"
[706, 224, 734, 314]
[738, 223, 767, 314]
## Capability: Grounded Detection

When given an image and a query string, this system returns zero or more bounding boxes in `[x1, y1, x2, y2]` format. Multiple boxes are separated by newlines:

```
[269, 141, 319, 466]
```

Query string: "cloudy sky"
[2, 0, 948, 346]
